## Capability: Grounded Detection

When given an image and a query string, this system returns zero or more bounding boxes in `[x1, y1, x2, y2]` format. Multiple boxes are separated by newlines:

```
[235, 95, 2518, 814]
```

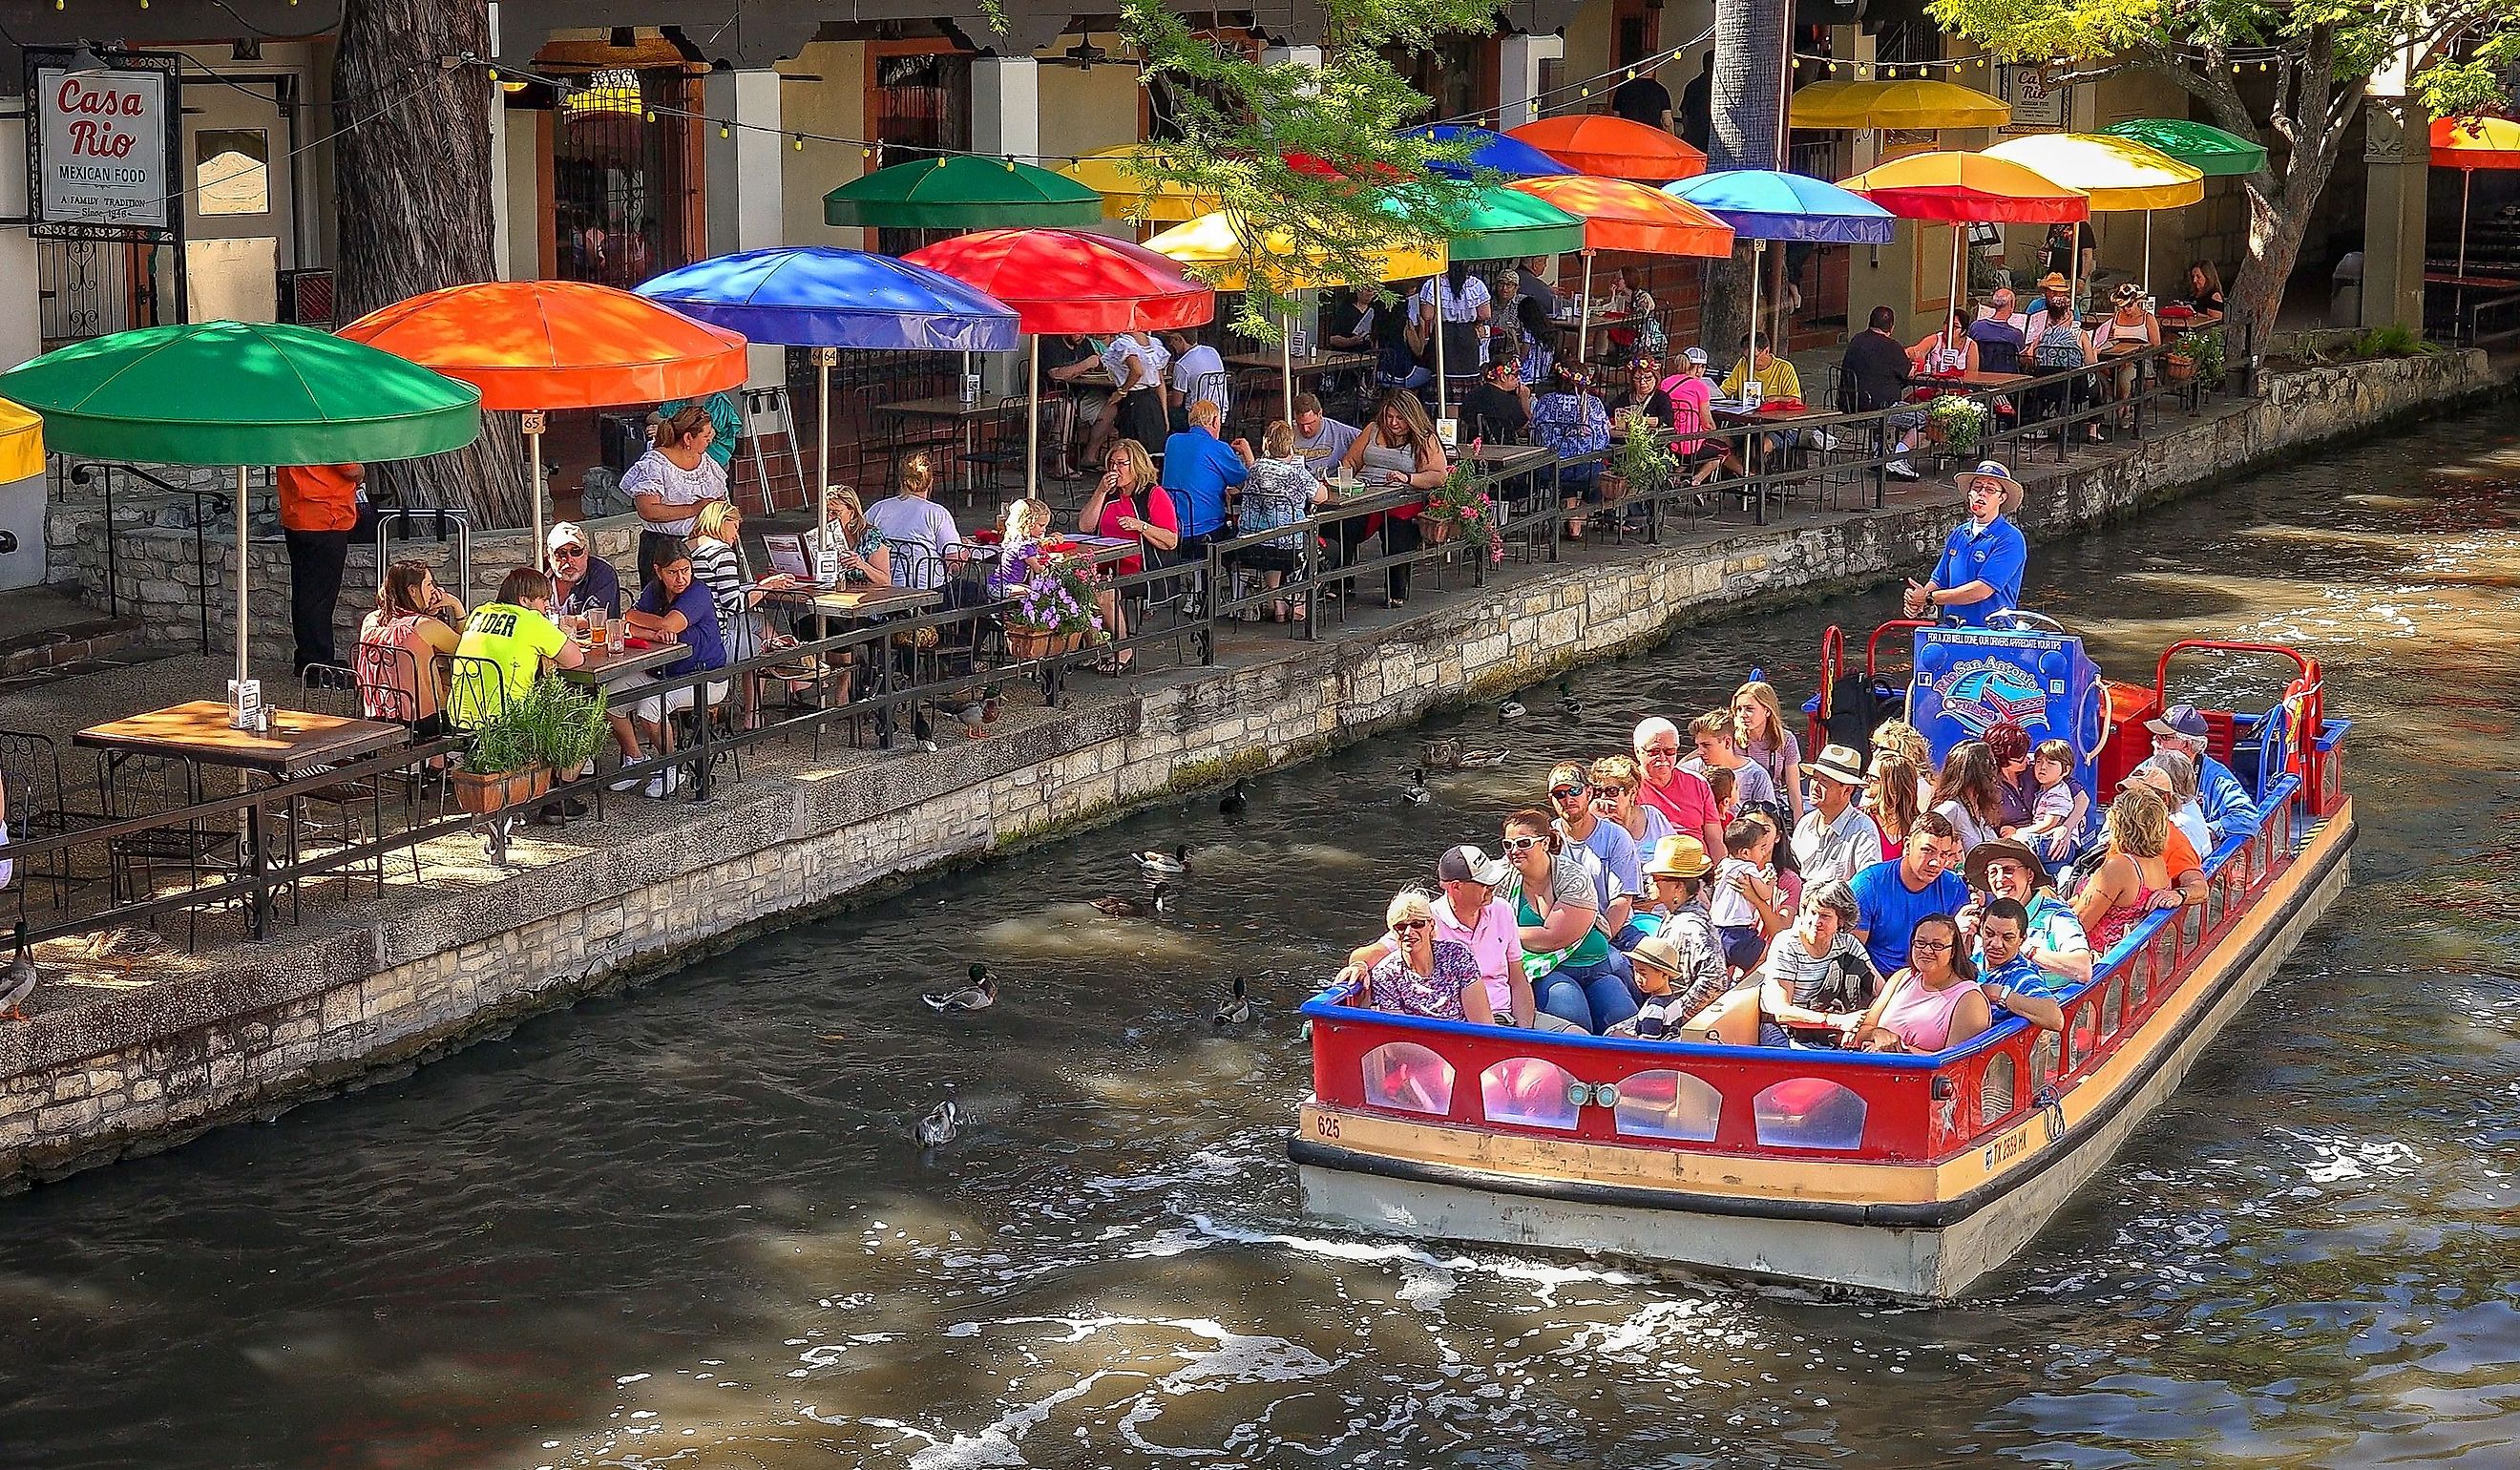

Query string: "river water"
[5, 411, 2517, 1469]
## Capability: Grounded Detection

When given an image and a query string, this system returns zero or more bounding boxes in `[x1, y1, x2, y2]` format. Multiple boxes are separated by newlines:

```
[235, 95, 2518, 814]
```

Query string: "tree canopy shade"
[1114, 0, 1488, 338]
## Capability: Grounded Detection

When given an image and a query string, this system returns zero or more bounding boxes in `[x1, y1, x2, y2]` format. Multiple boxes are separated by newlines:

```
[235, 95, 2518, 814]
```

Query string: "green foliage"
[2171, 326, 2227, 383]
[1927, 395, 1990, 456]
[460, 676, 608, 775]
[1607, 410, 1683, 493]
[1117, 0, 1493, 340]
[2347, 322, 2439, 359]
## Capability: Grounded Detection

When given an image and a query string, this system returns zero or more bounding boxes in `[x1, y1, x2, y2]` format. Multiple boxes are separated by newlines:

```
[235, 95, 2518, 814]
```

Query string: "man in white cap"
[2144, 702, 2260, 839]
[543, 520, 622, 620]
[1340, 845, 1552, 1030]
[1904, 460, 2027, 627]
[1792, 744, 1885, 890]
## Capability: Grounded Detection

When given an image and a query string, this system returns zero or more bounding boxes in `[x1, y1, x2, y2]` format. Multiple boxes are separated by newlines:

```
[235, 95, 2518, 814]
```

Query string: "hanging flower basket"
[2163, 353, 2197, 382]
[1007, 626, 1085, 661]
[1421, 516, 1454, 545]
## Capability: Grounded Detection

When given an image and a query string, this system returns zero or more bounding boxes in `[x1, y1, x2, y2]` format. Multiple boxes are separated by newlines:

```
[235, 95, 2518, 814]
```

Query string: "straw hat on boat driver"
[1964, 835, 2048, 893]
[1965, 458, 2025, 516]
[1642, 834, 1714, 880]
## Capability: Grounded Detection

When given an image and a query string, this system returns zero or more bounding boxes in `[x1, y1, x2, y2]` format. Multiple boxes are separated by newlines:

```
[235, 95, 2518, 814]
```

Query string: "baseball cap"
[2145, 702, 2210, 741]
[1438, 844, 1511, 886]
[1681, 346, 1708, 365]
[547, 520, 589, 552]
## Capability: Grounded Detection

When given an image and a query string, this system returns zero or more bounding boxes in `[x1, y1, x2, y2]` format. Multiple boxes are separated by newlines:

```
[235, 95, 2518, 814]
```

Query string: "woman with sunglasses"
[1361, 890, 1494, 1023]
[1502, 808, 1637, 1034]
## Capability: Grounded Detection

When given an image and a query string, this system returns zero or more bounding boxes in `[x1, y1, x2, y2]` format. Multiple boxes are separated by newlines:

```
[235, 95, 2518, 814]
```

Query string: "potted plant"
[2166, 326, 2225, 385]
[450, 705, 542, 816]
[514, 677, 609, 779]
[1425, 448, 1505, 563]
[1601, 410, 1680, 505]
[998, 545, 1105, 660]
[1924, 395, 1989, 457]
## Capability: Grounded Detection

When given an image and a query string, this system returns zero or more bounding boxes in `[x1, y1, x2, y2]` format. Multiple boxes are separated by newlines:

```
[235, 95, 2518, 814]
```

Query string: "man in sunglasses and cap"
[1904, 460, 2027, 627]
[2144, 702, 2260, 840]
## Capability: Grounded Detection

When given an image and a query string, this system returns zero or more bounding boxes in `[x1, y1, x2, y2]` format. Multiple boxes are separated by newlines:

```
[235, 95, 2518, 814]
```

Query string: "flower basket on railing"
[998, 544, 1105, 659]
[2167, 326, 2223, 385]
[1923, 395, 1989, 457]
[1604, 411, 1679, 506]
[1426, 443, 1505, 563]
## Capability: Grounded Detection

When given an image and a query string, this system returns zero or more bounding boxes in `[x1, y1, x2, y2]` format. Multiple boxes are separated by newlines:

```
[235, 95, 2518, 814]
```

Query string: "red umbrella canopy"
[337, 280, 749, 410]
[2431, 116, 2520, 170]
[1838, 151, 2089, 223]
[1506, 115, 1707, 182]
[905, 228, 1215, 335]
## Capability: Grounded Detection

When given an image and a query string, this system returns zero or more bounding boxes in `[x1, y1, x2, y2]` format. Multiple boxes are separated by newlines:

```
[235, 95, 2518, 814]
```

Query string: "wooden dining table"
[559, 636, 685, 686]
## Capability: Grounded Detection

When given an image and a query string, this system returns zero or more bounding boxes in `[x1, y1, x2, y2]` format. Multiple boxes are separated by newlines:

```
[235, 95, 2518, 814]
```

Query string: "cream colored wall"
[1562, 0, 1614, 110]
[779, 41, 869, 248]
[1035, 45, 1141, 164]
[503, 101, 538, 281]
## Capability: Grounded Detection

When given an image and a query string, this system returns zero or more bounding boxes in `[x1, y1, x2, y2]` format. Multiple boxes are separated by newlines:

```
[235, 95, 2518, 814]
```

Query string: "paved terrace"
[0, 347, 2499, 1182]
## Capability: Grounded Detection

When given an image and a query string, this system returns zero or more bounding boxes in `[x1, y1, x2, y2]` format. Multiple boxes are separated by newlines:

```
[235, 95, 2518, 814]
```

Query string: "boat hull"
[1295, 802, 2355, 1301]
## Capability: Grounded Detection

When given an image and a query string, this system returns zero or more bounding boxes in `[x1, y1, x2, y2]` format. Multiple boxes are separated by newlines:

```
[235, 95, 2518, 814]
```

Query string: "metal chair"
[446, 655, 511, 734]
[284, 663, 407, 900]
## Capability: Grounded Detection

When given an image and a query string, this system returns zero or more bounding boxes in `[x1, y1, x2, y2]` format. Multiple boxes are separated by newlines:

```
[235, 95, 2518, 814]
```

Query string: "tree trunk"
[1703, 0, 1788, 364]
[334, 0, 529, 529]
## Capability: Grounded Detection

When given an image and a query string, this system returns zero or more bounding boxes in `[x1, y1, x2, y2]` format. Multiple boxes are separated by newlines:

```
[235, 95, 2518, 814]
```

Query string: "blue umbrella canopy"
[1401, 125, 1573, 180]
[635, 246, 1019, 352]
[1662, 169, 1897, 244]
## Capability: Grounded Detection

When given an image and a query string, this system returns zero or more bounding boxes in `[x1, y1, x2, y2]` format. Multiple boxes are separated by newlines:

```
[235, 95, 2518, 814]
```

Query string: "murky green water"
[3, 413, 2516, 1468]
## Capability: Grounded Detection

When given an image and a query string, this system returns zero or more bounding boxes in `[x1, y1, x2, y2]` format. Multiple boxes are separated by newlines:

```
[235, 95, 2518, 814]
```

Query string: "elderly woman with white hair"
[2129, 749, 2213, 858]
[1633, 715, 1727, 860]
[1360, 890, 1495, 1023]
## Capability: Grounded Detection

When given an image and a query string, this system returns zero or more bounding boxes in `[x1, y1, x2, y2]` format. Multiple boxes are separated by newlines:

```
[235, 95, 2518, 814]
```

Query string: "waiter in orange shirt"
[276, 461, 364, 676]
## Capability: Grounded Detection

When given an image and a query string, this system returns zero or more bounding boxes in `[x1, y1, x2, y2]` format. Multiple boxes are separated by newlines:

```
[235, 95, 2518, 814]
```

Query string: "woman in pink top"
[1659, 349, 1728, 487]
[1856, 914, 1992, 1054]
[356, 559, 463, 736]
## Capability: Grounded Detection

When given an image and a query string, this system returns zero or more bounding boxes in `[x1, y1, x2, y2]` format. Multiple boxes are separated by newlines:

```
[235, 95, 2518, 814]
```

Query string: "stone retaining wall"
[1, 351, 2502, 1186]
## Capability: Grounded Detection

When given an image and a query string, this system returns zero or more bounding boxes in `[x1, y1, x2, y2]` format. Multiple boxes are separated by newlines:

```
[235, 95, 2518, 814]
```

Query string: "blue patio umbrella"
[1665, 170, 1896, 352]
[639, 246, 1019, 521]
[1401, 125, 1574, 180]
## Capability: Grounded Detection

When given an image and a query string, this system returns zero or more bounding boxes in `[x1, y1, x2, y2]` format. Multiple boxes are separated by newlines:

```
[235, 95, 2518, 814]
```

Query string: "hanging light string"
[1803, 46, 2297, 79]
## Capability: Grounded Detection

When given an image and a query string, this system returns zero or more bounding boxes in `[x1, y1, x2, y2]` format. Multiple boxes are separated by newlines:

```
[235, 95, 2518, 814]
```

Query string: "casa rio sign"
[23, 49, 182, 240]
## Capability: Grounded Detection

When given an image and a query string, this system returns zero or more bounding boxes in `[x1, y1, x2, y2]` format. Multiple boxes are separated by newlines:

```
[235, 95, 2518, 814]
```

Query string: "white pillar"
[972, 55, 1040, 397]
[1262, 44, 1323, 70]
[487, 3, 513, 279]
[0, 109, 43, 589]
[704, 68, 788, 385]
[1501, 33, 1564, 130]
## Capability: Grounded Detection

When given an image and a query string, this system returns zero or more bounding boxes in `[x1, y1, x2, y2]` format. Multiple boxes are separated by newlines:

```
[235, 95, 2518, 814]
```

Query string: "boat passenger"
[1550, 761, 1639, 947]
[1847, 810, 1970, 976]
[1360, 890, 1496, 1024]
[1855, 914, 1994, 1054]
[1607, 931, 1741, 1043]
[1930, 739, 2009, 852]
[1710, 814, 1789, 973]
[1732, 680, 1806, 822]
[1902, 459, 2027, 628]
[1864, 750, 1923, 862]
[1588, 754, 1676, 864]
[1633, 717, 1727, 862]
[2071, 785, 2205, 956]
[1967, 898, 2071, 1033]
[1341, 847, 1552, 1030]
[1983, 719, 2038, 831]
[2017, 737, 2088, 861]
[1502, 808, 1638, 1034]
[1705, 767, 1737, 824]
[1793, 744, 1885, 890]
[2142, 703, 2260, 840]
[1629, 836, 1730, 1017]
[1686, 709, 1782, 816]
[1870, 718, 1937, 800]
[2128, 751, 2213, 859]
[1960, 836, 2093, 990]
[1756, 881, 1884, 1046]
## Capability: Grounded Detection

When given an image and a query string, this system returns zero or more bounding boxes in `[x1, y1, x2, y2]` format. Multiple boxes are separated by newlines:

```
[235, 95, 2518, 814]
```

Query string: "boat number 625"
[1312, 1114, 1341, 1139]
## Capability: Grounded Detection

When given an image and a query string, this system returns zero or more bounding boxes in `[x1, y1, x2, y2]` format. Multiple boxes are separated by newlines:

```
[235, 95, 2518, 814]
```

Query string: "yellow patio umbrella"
[1984, 133, 2205, 294]
[1058, 145, 1221, 222]
[1144, 209, 1447, 423]
[0, 397, 45, 482]
[1790, 78, 2010, 132]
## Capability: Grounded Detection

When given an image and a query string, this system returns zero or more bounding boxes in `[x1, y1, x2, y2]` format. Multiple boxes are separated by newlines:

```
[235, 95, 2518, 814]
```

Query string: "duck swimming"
[922, 963, 997, 1013]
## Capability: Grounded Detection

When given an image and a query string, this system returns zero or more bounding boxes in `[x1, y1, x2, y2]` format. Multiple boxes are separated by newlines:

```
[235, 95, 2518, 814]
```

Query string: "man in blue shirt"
[1905, 460, 2029, 627]
[1846, 811, 1971, 976]
[1161, 398, 1253, 547]
[2144, 702, 2261, 840]
[1969, 898, 2069, 1031]
[608, 547, 730, 799]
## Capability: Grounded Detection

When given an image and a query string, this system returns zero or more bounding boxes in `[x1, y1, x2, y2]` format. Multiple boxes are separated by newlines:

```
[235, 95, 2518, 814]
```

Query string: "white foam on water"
[1183, 1212, 1647, 1302]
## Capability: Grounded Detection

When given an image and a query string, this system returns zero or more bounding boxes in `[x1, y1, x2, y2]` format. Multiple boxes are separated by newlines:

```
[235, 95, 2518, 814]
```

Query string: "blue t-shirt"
[1930, 515, 2027, 627]
[1160, 430, 1250, 537]
[634, 577, 726, 677]
[1847, 859, 1971, 976]
[1572, 818, 1642, 901]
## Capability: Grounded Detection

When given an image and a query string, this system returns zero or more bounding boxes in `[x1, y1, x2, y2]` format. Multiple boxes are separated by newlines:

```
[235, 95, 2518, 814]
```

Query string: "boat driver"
[1904, 460, 2028, 627]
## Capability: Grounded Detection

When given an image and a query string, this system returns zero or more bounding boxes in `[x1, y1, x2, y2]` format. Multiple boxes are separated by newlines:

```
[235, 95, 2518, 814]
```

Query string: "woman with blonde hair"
[1732, 680, 1804, 821]
[1872, 717, 1937, 806]
[687, 499, 796, 728]
[2072, 784, 2205, 955]
[1361, 889, 1494, 1023]
[1337, 389, 1451, 608]
[1078, 437, 1180, 674]
[1233, 419, 1330, 622]
[811, 484, 891, 588]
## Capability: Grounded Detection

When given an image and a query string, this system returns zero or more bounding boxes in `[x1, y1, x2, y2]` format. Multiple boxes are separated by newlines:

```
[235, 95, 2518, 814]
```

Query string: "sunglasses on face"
[553, 546, 586, 560]
[1590, 784, 1627, 798]
[1550, 786, 1586, 801]
[1392, 920, 1431, 934]
[1501, 835, 1545, 853]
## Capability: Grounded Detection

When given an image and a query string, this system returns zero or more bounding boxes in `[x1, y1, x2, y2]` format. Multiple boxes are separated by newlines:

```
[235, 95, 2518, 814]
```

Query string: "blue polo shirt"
[1931, 514, 2028, 627]
[634, 577, 726, 678]
[1161, 429, 1250, 537]
[1847, 859, 1971, 976]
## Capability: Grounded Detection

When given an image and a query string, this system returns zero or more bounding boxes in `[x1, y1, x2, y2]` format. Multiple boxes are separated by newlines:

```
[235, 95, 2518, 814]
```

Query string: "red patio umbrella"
[1841, 151, 2089, 338]
[906, 228, 1216, 496]
[1506, 115, 1707, 182]
[1506, 175, 1735, 359]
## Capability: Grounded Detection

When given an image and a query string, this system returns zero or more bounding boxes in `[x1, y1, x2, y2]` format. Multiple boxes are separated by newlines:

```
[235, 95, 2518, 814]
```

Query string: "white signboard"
[1997, 65, 2071, 136]
[32, 63, 174, 234]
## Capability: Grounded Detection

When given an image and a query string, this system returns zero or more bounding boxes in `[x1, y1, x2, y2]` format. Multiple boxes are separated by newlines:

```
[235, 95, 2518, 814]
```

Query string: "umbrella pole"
[2459, 169, 2474, 329]
[1024, 336, 1040, 502]
[1749, 240, 1762, 368]
[2142, 211, 2153, 297]
[528, 426, 546, 569]
[1434, 285, 1449, 423]
[1578, 251, 1595, 366]
[1947, 225, 1963, 351]
[1281, 311, 1295, 425]
[234, 465, 250, 710]
[818, 348, 835, 534]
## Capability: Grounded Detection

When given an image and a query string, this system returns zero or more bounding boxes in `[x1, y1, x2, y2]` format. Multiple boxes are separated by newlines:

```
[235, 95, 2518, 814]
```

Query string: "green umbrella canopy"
[825, 157, 1105, 230]
[1438, 185, 1587, 262]
[0, 320, 481, 466]
[2095, 118, 2268, 178]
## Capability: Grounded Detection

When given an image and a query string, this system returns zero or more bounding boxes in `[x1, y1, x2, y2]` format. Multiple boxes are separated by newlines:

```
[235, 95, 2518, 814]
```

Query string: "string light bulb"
[794, 134, 806, 151]
[719, 123, 729, 137]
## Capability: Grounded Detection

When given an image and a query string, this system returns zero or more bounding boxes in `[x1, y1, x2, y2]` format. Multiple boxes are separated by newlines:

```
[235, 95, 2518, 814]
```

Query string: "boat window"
[2029, 1031, 2059, 1096]
[2101, 977, 2124, 1037]
[1754, 1078, 1867, 1151]
[2127, 946, 2150, 1010]
[1980, 1053, 2016, 1129]
[1360, 1041, 1455, 1116]
[2068, 1003, 2098, 1066]
[1480, 1058, 1585, 1130]
[1611, 1069, 1721, 1142]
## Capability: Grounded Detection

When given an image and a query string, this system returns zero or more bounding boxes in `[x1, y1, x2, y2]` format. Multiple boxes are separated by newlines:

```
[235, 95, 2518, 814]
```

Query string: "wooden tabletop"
[1913, 369, 2034, 388]
[562, 637, 684, 684]
[771, 583, 944, 620]
[1224, 350, 1375, 376]
[1461, 441, 1558, 471]
[75, 701, 411, 776]
[873, 393, 1032, 423]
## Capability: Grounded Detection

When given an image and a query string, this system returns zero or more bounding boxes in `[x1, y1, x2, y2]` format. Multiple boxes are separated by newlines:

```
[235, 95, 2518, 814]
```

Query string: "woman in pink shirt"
[1856, 914, 1994, 1054]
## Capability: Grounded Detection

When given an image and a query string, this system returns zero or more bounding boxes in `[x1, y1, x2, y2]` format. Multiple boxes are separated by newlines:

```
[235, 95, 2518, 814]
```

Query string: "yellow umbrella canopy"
[1142, 210, 1445, 292]
[1982, 133, 2204, 211]
[1791, 78, 2011, 131]
[1058, 145, 1221, 222]
[0, 396, 44, 482]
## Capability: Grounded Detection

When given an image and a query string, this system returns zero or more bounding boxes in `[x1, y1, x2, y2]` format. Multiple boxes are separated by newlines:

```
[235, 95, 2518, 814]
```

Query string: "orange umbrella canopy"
[1507, 115, 1707, 182]
[2431, 116, 2520, 169]
[1507, 174, 1734, 256]
[1839, 151, 2089, 223]
[337, 280, 750, 410]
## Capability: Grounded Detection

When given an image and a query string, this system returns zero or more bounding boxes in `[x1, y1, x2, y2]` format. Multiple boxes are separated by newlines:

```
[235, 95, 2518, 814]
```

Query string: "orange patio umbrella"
[1506, 115, 1706, 182]
[340, 280, 750, 556]
[2430, 116, 2520, 318]
[1507, 174, 1734, 358]
[1841, 151, 2088, 337]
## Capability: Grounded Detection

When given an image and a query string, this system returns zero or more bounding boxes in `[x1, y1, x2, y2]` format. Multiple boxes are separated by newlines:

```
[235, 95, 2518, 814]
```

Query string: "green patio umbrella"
[2095, 118, 2268, 178]
[0, 320, 481, 718]
[824, 157, 1105, 231]
[1421, 186, 1586, 420]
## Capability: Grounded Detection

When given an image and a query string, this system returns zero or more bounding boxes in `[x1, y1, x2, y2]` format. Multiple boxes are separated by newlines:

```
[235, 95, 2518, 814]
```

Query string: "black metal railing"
[56, 460, 255, 655]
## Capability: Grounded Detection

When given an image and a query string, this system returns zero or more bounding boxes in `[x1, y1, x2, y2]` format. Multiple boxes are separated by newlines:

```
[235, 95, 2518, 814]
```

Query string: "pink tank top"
[2090, 852, 2166, 954]
[1879, 975, 1976, 1052]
